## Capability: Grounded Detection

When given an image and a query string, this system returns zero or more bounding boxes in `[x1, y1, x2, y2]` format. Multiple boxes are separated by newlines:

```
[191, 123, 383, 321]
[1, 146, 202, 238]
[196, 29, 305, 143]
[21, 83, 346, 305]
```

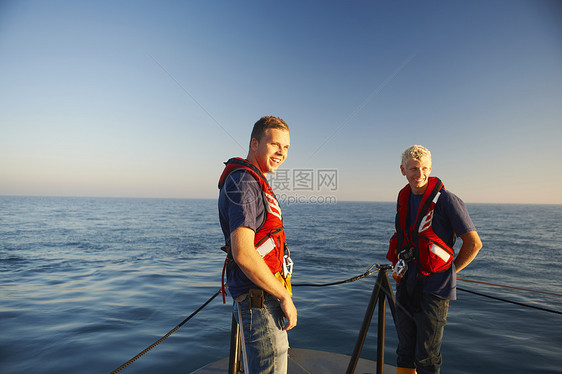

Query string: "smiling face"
[400, 157, 432, 195]
[248, 128, 290, 176]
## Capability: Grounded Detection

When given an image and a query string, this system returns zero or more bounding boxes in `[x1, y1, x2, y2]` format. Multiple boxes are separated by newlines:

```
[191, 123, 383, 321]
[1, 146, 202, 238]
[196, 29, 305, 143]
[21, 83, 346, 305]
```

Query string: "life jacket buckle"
[398, 247, 415, 263]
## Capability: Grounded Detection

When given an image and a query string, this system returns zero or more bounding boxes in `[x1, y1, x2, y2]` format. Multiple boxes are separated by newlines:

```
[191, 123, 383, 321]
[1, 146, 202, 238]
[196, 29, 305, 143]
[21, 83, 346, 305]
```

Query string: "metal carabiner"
[283, 255, 294, 276]
[392, 258, 408, 284]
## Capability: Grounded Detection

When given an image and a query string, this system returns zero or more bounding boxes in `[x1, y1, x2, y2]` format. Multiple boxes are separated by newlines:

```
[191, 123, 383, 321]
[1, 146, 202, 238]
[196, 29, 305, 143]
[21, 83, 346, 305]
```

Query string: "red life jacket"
[387, 177, 454, 276]
[218, 158, 289, 300]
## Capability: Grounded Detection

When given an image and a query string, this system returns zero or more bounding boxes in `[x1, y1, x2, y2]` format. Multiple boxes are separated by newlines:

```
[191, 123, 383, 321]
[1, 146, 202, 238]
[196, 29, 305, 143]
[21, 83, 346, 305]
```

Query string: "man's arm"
[230, 226, 297, 330]
[454, 230, 482, 273]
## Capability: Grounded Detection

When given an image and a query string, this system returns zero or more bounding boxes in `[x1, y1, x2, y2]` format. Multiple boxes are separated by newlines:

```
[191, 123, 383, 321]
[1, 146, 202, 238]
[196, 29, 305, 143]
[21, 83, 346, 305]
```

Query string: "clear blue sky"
[1, 1, 561, 204]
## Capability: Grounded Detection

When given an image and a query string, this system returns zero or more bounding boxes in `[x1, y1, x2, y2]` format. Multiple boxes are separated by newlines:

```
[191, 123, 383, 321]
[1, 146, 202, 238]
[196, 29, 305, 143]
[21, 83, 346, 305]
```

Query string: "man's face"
[400, 157, 432, 195]
[250, 128, 290, 175]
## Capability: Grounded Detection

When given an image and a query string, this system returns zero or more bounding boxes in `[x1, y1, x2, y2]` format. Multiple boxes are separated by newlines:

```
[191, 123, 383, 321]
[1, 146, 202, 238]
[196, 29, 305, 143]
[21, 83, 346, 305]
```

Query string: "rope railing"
[457, 286, 562, 315]
[110, 263, 561, 372]
[292, 263, 381, 288]
[110, 289, 222, 374]
[457, 277, 562, 297]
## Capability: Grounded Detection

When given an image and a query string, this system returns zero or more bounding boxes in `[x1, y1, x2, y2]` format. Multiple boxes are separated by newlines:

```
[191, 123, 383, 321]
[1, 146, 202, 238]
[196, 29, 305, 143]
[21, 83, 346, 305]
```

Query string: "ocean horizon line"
[1, 194, 561, 206]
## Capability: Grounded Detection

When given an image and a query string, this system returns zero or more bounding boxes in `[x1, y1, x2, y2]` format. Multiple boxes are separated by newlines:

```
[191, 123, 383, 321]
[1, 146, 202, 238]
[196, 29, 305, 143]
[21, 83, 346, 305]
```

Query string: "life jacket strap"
[221, 246, 230, 304]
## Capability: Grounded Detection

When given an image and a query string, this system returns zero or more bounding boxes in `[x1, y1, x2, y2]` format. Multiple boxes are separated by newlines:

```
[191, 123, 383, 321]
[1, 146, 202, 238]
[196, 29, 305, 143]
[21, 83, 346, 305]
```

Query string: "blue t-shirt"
[404, 188, 476, 300]
[218, 169, 266, 298]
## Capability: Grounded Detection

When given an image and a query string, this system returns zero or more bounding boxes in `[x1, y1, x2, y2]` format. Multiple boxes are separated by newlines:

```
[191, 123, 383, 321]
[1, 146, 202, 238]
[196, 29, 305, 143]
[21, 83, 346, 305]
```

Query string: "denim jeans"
[234, 292, 288, 374]
[395, 286, 449, 374]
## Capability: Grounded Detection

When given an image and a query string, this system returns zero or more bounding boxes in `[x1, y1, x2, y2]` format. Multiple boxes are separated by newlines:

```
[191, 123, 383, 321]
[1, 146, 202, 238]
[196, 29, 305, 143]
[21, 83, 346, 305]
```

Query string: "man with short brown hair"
[218, 116, 296, 374]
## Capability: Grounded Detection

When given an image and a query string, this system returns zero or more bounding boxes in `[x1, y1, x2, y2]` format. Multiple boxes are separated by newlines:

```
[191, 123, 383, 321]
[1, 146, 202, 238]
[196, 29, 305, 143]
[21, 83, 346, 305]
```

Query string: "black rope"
[110, 263, 561, 372]
[110, 289, 222, 374]
[458, 277, 562, 297]
[457, 287, 562, 315]
[109, 265, 381, 373]
[292, 264, 381, 288]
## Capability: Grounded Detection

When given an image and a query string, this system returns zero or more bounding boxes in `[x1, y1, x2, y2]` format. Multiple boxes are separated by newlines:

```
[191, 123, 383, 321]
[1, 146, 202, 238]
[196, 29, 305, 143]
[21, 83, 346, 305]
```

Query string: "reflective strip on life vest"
[432, 191, 441, 204]
[429, 242, 452, 263]
[418, 191, 441, 233]
[256, 237, 275, 257]
[264, 192, 282, 220]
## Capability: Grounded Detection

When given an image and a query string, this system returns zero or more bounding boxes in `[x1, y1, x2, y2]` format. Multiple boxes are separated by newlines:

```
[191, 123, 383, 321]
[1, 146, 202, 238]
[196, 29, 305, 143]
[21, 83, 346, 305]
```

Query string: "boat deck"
[192, 347, 396, 373]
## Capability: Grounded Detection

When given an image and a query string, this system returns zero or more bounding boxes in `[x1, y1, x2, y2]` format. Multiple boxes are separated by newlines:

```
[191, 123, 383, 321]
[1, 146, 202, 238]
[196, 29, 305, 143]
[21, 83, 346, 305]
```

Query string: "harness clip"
[392, 259, 408, 284]
[283, 255, 294, 277]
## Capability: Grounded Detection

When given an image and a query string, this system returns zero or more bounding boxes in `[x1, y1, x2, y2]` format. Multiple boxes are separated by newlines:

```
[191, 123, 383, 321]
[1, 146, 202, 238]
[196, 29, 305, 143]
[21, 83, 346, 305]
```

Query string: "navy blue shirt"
[218, 169, 266, 298]
[404, 188, 476, 300]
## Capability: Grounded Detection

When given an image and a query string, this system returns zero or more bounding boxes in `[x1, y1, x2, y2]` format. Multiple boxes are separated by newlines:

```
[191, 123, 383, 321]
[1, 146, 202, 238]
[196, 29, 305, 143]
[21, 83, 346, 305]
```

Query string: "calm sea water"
[1, 197, 561, 374]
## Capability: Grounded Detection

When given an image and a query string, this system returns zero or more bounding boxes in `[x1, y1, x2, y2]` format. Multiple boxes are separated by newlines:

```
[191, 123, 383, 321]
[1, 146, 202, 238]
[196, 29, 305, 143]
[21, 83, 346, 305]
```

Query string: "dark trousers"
[395, 285, 449, 374]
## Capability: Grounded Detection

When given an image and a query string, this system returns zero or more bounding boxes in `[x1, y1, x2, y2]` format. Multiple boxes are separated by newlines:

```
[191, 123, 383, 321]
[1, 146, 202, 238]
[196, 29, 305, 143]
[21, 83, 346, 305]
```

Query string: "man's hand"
[454, 230, 482, 273]
[279, 296, 297, 331]
[231, 227, 298, 329]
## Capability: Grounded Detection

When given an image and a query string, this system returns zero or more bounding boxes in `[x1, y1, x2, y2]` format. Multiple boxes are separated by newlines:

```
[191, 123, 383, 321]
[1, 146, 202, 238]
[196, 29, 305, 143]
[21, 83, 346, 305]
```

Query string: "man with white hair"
[387, 145, 482, 374]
